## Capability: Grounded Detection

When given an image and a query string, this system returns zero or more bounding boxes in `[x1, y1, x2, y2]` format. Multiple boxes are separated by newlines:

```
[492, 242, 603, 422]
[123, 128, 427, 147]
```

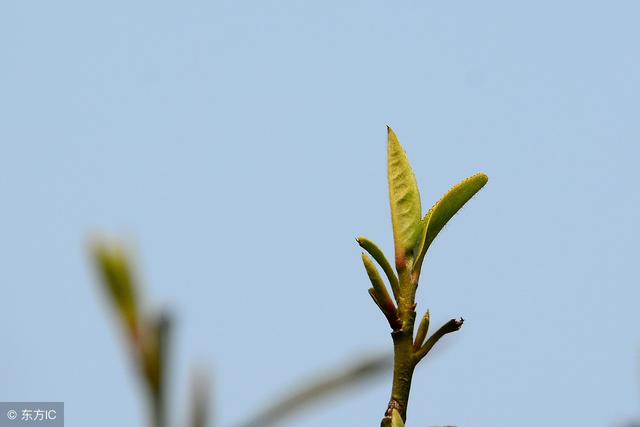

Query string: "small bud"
[413, 310, 430, 350]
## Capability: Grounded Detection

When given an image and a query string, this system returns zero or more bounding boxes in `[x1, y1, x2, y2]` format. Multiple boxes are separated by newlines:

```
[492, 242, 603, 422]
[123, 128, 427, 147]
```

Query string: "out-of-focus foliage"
[92, 239, 391, 427]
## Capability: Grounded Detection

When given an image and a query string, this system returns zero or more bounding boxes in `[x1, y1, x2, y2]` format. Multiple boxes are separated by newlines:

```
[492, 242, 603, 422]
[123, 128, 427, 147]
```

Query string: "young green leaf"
[361, 253, 396, 314]
[391, 409, 405, 427]
[356, 236, 399, 300]
[387, 127, 422, 263]
[416, 173, 488, 265]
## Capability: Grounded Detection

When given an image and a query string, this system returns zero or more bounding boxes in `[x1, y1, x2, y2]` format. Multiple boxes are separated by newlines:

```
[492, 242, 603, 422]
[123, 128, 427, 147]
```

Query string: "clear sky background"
[1, 1, 640, 426]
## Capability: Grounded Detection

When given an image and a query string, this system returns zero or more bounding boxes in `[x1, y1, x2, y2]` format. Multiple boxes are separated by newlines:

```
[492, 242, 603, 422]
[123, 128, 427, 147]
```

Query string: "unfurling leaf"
[356, 236, 399, 299]
[417, 173, 488, 263]
[361, 253, 396, 314]
[387, 127, 422, 263]
[391, 409, 405, 427]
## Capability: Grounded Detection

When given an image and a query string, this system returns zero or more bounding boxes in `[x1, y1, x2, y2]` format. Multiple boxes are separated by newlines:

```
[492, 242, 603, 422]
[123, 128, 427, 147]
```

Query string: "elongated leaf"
[417, 173, 488, 261]
[362, 254, 395, 314]
[357, 237, 399, 300]
[391, 409, 405, 427]
[387, 127, 422, 261]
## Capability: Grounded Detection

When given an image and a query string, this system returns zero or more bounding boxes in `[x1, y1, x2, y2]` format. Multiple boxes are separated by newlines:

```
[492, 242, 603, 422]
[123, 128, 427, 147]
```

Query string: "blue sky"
[2, 1, 640, 426]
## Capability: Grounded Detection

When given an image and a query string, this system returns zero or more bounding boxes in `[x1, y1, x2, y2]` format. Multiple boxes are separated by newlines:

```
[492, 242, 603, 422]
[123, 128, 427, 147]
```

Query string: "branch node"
[384, 399, 403, 417]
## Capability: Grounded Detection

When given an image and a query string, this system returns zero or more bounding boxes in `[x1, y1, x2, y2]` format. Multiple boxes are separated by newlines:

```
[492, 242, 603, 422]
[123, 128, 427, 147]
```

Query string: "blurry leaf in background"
[236, 352, 392, 427]
[91, 238, 172, 427]
[92, 239, 140, 335]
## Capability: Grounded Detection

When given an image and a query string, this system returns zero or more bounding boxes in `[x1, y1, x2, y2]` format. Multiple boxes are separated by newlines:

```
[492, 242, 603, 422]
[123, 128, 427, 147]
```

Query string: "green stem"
[381, 263, 418, 425]
[387, 316, 416, 420]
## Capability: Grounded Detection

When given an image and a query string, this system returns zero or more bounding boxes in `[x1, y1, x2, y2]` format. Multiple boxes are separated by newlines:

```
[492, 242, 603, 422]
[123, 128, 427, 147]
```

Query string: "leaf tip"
[386, 126, 399, 145]
[476, 172, 489, 186]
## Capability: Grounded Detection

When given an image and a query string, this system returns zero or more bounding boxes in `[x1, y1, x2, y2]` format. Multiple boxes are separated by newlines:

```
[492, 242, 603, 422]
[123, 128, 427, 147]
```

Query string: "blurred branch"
[149, 312, 171, 427]
[235, 352, 392, 427]
[92, 239, 172, 427]
[187, 371, 210, 427]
